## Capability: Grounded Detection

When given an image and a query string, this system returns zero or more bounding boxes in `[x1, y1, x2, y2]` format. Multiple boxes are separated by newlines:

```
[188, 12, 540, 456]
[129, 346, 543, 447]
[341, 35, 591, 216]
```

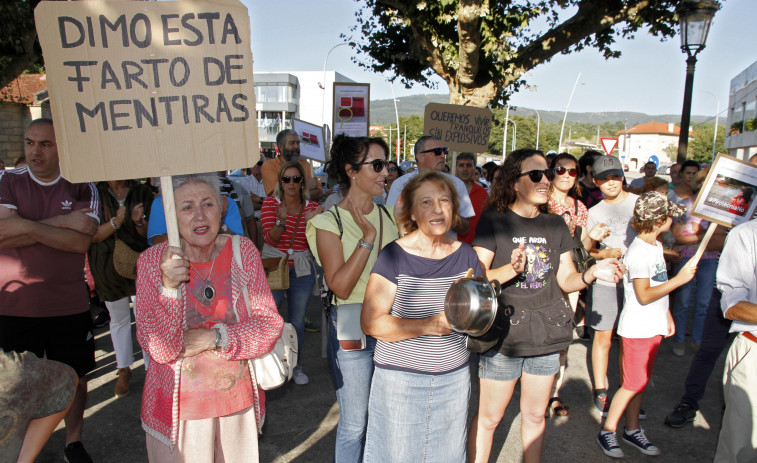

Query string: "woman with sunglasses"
[468, 149, 624, 463]
[306, 135, 397, 461]
[545, 153, 609, 417]
[384, 160, 403, 201]
[260, 161, 324, 385]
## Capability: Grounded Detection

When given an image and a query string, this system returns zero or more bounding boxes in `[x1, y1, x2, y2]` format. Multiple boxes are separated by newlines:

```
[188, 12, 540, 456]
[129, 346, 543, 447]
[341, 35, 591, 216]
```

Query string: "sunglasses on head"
[281, 175, 303, 184]
[419, 147, 449, 156]
[555, 166, 577, 177]
[352, 159, 389, 173]
[517, 169, 555, 183]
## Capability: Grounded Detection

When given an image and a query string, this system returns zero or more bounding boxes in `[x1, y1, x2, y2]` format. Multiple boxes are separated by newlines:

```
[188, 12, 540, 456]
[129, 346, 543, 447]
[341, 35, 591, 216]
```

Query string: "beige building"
[0, 74, 51, 167]
[617, 122, 685, 169]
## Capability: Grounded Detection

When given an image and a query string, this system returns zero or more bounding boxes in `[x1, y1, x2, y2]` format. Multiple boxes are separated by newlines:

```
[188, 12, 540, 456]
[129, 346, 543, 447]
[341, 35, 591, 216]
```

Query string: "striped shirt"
[260, 197, 318, 259]
[371, 241, 482, 374]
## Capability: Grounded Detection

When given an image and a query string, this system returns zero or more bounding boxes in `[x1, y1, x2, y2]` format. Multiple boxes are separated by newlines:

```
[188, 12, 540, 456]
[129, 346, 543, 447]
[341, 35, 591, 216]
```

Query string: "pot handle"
[490, 279, 502, 297]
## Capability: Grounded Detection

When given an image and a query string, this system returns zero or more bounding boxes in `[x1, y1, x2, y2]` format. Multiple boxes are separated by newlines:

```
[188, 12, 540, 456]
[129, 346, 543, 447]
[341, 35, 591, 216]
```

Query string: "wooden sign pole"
[687, 224, 718, 269]
[160, 176, 181, 248]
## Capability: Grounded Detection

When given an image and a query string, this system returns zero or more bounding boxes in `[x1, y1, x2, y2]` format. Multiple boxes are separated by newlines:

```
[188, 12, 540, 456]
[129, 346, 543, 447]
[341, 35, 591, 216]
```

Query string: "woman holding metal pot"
[468, 149, 625, 463]
[306, 134, 398, 462]
[361, 171, 482, 462]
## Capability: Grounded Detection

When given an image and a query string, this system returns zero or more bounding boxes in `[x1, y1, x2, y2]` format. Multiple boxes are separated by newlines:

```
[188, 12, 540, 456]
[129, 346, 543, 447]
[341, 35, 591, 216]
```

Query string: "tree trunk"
[448, 79, 497, 108]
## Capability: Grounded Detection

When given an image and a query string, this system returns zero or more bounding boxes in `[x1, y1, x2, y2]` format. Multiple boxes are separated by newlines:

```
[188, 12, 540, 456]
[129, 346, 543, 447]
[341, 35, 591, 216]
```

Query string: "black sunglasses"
[554, 166, 577, 177]
[387, 167, 398, 173]
[281, 175, 303, 184]
[352, 159, 389, 173]
[518, 169, 555, 183]
[419, 147, 449, 156]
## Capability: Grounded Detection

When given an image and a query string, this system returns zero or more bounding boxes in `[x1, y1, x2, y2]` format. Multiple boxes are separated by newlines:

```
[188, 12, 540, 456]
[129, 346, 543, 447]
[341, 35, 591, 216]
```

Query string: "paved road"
[37, 289, 727, 462]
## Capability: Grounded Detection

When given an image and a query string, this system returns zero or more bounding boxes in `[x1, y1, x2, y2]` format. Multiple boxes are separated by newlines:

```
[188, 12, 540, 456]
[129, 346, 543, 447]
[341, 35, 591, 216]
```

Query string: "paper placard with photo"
[691, 154, 757, 228]
[292, 119, 326, 163]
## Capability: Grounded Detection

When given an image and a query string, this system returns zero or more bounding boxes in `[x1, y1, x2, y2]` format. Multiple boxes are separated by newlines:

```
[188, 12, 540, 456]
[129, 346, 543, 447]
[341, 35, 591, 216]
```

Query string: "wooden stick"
[160, 175, 181, 248]
[687, 223, 718, 269]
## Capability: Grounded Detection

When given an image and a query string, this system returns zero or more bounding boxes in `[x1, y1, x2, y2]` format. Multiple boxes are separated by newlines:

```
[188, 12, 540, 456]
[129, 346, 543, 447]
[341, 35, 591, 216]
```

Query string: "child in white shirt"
[596, 191, 696, 458]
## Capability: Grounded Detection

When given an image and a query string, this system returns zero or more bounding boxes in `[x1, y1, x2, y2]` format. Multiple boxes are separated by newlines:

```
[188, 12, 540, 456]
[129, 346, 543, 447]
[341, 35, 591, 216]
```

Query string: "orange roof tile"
[0, 74, 47, 105]
[616, 122, 682, 136]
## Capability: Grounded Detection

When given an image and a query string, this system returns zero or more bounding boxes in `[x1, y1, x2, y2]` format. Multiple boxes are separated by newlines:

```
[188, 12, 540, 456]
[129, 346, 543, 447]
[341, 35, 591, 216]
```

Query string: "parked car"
[658, 164, 672, 176]
[399, 160, 417, 173]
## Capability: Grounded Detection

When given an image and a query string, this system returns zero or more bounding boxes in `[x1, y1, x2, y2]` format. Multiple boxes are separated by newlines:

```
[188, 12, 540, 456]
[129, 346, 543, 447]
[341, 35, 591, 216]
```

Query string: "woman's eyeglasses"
[352, 159, 389, 173]
[517, 169, 555, 183]
[419, 147, 449, 156]
[281, 175, 303, 184]
[387, 167, 398, 173]
[555, 166, 578, 177]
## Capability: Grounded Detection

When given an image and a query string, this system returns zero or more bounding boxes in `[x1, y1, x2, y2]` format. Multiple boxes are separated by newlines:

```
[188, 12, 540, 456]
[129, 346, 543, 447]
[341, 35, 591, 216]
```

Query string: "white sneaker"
[292, 366, 309, 385]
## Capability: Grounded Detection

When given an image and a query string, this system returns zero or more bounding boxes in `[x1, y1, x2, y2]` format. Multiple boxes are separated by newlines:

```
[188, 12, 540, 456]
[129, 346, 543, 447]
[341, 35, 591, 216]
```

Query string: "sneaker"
[597, 431, 624, 458]
[622, 427, 660, 456]
[665, 403, 696, 428]
[92, 309, 110, 328]
[673, 341, 685, 357]
[64, 441, 93, 463]
[303, 317, 320, 333]
[114, 367, 132, 398]
[594, 390, 610, 417]
[292, 365, 309, 385]
[639, 408, 647, 420]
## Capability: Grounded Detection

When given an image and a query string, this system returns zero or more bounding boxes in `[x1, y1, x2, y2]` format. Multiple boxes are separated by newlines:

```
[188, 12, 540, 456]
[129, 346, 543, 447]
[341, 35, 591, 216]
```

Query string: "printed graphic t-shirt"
[587, 193, 638, 286]
[618, 237, 670, 338]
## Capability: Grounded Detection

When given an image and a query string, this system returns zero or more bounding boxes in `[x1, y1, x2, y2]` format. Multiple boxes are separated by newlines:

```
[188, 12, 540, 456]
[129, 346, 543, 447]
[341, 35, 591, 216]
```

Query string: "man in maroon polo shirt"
[0, 118, 99, 463]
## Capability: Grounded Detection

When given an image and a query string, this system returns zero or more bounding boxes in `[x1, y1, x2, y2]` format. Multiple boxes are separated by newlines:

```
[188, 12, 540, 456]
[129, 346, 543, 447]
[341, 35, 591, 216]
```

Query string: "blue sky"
[243, 0, 754, 120]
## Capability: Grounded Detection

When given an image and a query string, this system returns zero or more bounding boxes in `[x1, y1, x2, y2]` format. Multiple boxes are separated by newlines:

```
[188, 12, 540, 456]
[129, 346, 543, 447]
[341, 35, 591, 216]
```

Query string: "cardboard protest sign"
[35, 0, 258, 184]
[691, 154, 757, 228]
[423, 103, 492, 153]
[293, 119, 326, 163]
[333, 83, 369, 137]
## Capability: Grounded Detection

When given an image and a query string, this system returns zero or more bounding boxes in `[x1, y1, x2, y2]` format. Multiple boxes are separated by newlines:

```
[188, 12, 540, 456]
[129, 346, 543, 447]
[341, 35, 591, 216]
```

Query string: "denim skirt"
[363, 366, 470, 462]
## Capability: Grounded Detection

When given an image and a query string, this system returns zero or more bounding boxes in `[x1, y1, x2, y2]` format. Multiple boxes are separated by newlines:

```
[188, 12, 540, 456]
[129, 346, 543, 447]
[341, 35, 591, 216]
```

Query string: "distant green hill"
[370, 94, 711, 126]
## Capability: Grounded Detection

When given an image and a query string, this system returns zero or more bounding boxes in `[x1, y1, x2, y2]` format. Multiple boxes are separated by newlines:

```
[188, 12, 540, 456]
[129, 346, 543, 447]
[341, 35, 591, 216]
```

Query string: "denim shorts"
[478, 349, 560, 381]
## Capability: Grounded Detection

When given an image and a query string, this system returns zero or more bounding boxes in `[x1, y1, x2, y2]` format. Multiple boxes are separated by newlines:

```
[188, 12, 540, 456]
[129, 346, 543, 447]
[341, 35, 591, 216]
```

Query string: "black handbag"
[570, 198, 596, 273]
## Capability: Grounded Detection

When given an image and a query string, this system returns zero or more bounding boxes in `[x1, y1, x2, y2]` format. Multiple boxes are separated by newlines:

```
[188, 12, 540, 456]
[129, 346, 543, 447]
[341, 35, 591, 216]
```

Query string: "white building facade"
[724, 60, 757, 161]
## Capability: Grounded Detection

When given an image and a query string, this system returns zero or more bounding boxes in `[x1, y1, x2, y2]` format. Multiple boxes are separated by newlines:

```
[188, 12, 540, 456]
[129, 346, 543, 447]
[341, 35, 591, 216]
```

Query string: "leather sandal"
[547, 397, 569, 417]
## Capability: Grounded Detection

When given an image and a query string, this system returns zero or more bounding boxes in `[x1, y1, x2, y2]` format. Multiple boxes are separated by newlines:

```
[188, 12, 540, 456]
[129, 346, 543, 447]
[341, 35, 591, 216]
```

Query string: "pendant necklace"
[189, 255, 217, 304]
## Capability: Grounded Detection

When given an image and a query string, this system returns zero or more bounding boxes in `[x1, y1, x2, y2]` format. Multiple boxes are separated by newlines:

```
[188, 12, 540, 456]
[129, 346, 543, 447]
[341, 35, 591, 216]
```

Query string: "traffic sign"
[601, 138, 618, 156]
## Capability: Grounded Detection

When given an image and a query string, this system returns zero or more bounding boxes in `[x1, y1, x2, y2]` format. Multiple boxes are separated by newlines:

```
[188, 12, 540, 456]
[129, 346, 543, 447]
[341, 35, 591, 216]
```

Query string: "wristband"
[357, 239, 374, 251]
[110, 217, 120, 230]
[581, 270, 593, 286]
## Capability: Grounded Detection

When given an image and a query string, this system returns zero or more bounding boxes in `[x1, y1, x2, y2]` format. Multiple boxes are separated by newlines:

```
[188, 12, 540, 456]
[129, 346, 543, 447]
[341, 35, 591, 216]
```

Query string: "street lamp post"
[558, 73, 582, 153]
[530, 109, 541, 150]
[510, 121, 517, 152]
[319, 43, 349, 132]
[675, 0, 719, 164]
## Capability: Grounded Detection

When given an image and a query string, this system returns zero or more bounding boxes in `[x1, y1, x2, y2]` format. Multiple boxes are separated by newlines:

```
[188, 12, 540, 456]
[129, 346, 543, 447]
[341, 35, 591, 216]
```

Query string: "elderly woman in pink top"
[136, 174, 283, 462]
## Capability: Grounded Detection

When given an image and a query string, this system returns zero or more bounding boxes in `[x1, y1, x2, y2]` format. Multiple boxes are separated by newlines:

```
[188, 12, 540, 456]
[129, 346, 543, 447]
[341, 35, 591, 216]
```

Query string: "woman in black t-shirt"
[468, 149, 624, 463]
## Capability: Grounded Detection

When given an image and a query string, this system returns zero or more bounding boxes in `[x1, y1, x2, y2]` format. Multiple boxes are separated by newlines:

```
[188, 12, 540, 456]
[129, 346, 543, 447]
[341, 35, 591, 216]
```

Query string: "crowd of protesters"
[1, 121, 756, 463]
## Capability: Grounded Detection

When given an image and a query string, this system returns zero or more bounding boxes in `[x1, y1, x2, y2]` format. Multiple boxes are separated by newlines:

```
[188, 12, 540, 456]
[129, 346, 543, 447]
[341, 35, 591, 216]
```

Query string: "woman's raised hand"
[276, 202, 288, 220]
[347, 196, 377, 242]
[131, 202, 145, 223]
[592, 258, 626, 283]
[511, 243, 526, 274]
[160, 246, 189, 290]
[305, 205, 324, 221]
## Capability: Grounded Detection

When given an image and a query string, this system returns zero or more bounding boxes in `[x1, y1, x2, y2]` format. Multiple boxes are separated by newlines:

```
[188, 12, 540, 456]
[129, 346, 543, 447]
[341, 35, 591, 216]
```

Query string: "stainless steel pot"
[444, 275, 502, 337]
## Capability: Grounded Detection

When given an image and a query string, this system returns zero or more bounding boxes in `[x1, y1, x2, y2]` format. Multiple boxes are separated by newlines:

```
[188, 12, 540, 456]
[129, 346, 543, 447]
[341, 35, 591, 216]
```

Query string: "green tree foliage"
[688, 122, 725, 163]
[345, 0, 695, 108]
[376, 114, 425, 161]
[0, 0, 43, 89]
